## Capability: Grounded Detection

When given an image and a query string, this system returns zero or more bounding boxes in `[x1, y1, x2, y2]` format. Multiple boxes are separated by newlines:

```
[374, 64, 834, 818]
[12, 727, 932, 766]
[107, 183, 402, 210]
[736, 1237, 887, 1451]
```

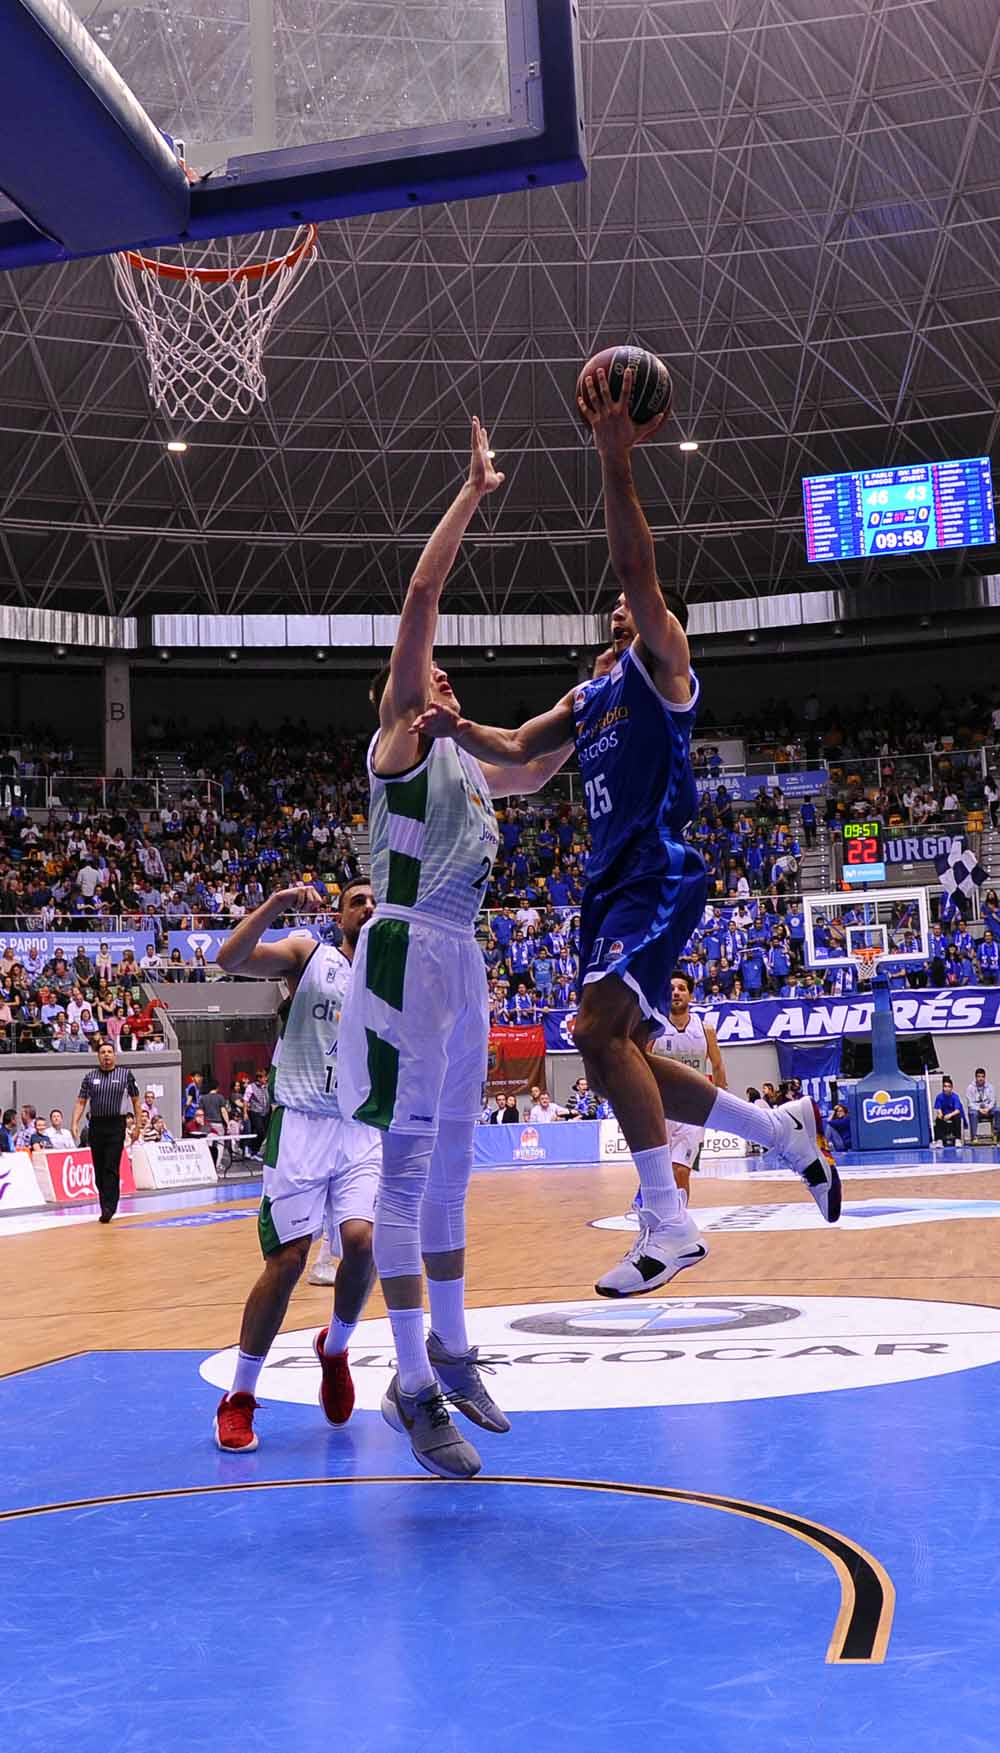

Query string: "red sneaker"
[214, 1392, 259, 1452]
[313, 1328, 355, 1425]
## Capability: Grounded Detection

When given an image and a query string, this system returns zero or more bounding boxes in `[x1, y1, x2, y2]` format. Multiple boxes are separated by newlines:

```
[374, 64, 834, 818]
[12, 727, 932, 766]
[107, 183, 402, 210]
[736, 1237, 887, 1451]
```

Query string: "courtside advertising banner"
[132, 1137, 217, 1188]
[599, 1119, 745, 1161]
[545, 988, 1000, 1050]
[0, 1150, 43, 1210]
[40, 1147, 136, 1203]
[475, 1120, 602, 1167]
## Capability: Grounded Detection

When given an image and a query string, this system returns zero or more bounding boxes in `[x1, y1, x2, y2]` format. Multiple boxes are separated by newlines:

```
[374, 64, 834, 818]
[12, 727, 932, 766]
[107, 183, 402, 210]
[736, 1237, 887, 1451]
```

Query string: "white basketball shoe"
[765, 1096, 842, 1222]
[595, 1208, 708, 1298]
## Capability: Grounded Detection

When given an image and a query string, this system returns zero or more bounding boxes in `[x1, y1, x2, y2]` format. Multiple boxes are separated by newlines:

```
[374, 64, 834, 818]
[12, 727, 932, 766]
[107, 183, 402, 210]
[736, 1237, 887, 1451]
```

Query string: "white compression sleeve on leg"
[373, 1130, 436, 1281]
[422, 1119, 476, 1358]
[420, 1119, 475, 1255]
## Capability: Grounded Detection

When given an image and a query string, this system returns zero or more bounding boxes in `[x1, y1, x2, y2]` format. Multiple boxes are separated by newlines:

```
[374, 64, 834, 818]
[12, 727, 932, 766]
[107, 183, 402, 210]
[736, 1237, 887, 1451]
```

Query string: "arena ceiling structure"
[2, 0, 1000, 625]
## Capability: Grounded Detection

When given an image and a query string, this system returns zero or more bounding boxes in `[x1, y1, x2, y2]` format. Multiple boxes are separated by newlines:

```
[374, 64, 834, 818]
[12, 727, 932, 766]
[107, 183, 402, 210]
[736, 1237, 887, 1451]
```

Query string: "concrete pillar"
[103, 656, 132, 777]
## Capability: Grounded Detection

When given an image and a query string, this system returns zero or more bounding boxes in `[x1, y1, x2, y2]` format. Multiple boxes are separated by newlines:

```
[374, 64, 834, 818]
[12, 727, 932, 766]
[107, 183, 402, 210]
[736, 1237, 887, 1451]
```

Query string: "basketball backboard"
[802, 888, 931, 970]
[0, 0, 585, 267]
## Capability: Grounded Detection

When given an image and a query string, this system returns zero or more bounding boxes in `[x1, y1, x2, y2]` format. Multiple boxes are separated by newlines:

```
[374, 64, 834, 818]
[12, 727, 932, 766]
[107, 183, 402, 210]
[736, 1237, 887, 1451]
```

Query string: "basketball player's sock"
[632, 1145, 684, 1224]
[230, 1349, 265, 1397]
[426, 1276, 469, 1357]
[388, 1306, 435, 1395]
[323, 1316, 356, 1355]
[707, 1088, 781, 1150]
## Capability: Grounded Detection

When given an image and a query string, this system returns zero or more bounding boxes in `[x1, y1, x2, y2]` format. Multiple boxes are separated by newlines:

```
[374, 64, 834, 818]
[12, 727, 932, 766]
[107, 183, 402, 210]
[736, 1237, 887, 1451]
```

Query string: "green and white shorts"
[337, 906, 490, 1135]
[257, 1107, 381, 1257]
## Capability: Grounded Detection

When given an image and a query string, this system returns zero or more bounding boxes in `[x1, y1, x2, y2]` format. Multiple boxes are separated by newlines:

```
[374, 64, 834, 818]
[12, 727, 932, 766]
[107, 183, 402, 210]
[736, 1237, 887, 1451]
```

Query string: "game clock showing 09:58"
[842, 820, 886, 885]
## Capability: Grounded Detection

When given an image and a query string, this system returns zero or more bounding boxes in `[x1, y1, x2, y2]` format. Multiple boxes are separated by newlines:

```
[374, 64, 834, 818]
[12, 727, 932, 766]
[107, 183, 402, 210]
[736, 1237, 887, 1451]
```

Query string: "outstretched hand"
[577, 366, 668, 454]
[410, 700, 464, 741]
[468, 415, 505, 495]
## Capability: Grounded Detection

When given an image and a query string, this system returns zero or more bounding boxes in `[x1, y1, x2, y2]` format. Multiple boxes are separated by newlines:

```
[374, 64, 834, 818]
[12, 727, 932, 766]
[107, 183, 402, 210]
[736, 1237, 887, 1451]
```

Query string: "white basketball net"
[111, 226, 317, 422]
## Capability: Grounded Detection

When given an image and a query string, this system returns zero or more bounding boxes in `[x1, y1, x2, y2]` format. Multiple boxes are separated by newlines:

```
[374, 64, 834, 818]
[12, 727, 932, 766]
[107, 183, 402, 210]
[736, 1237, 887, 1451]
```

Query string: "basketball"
[576, 345, 672, 427]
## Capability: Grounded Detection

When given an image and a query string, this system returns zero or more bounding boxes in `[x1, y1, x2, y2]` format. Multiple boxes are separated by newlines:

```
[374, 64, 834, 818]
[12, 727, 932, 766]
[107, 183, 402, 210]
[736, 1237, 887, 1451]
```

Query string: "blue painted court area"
[3, 1350, 1000, 1753]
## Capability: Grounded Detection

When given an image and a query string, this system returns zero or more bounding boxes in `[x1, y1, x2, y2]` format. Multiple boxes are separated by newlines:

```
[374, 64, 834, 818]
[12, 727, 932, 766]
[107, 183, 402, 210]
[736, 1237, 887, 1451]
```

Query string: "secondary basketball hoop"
[111, 226, 318, 422]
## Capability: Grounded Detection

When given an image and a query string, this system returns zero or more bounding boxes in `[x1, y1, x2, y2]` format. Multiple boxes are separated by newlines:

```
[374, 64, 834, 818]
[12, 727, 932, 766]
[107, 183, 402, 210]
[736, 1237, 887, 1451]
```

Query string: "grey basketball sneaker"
[427, 1332, 511, 1434]
[381, 1374, 483, 1479]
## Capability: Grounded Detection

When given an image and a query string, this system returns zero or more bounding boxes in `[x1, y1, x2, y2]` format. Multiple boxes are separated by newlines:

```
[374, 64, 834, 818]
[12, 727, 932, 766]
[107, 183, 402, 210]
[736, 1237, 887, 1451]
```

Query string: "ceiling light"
[484, 647, 496, 661]
[679, 440, 699, 452]
[315, 649, 327, 661]
[832, 624, 844, 638]
[167, 439, 188, 454]
[746, 632, 757, 645]
[54, 644, 67, 657]
[226, 648, 239, 663]
[568, 646, 579, 660]
[158, 649, 170, 663]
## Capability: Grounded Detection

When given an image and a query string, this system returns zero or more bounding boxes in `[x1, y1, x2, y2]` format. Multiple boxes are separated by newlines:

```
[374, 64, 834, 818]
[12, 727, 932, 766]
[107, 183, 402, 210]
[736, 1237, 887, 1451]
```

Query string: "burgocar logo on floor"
[199, 1296, 1000, 1412]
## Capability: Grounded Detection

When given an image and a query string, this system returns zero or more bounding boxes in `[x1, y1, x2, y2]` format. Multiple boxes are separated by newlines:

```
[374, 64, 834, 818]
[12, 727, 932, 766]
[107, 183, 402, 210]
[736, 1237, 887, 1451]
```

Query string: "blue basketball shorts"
[577, 841, 708, 1032]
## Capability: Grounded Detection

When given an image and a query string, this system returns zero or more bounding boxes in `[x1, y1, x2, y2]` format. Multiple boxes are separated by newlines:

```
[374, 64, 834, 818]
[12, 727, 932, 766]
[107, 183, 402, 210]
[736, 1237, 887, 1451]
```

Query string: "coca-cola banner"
[42, 1147, 136, 1204]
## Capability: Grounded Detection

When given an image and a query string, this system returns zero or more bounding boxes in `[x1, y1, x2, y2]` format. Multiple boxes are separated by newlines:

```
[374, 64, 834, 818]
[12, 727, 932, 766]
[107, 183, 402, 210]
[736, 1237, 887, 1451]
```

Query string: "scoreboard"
[842, 821, 886, 885]
[802, 457, 995, 563]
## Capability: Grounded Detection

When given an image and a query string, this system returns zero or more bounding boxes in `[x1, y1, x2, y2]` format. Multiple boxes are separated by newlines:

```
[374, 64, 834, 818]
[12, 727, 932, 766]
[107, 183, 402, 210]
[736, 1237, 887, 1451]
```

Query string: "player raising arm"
[414, 370, 840, 1298]
[337, 419, 575, 1482]
[211, 879, 381, 1453]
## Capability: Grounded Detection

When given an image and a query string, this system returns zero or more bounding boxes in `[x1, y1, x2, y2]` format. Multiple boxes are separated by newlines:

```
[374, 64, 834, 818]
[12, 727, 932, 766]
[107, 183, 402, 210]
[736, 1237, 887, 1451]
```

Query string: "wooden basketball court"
[4, 1152, 1000, 1753]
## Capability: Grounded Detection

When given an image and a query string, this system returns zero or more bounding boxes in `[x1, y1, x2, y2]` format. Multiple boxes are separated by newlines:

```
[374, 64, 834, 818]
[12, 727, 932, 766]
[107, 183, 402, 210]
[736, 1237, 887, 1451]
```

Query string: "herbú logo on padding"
[863, 1090, 915, 1124]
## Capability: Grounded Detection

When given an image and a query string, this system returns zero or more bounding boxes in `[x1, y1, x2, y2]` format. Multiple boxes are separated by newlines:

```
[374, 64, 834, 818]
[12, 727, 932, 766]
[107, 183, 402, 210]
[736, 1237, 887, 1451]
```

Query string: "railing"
[691, 743, 996, 791]
[0, 775, 225, 812]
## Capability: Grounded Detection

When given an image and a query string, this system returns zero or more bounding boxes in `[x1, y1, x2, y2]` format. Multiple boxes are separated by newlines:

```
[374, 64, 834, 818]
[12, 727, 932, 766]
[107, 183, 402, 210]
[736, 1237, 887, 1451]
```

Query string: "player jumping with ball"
[413, 365, 841, 1297]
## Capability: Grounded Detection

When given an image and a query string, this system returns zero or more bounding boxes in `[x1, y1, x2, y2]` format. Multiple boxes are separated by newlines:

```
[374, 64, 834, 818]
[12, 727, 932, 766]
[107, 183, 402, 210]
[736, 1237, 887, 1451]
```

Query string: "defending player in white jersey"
[649, 971, 726, 1203]
[211, 878, 381, 1453]
[338, 418, 576, 1480]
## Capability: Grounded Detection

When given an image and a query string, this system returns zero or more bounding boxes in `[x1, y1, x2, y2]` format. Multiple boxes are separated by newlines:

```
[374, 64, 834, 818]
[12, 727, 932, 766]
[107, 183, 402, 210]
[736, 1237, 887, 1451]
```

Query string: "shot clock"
[842, 820, 886, 885]
[803, 457, 995, 563]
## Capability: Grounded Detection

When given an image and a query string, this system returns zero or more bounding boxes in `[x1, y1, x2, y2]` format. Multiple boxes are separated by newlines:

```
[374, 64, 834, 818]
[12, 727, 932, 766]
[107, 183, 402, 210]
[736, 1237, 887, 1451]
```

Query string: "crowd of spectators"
[0, 687, 996, 1045]
[0, 941, 168, 1054]
[697, 686, 1000, 764]
[479, 1080, 614, 1123]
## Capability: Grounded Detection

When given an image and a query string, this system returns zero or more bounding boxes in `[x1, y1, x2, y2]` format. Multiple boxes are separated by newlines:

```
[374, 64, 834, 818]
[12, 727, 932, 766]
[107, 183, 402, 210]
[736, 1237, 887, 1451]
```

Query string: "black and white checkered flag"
[934, 837, 987, 899]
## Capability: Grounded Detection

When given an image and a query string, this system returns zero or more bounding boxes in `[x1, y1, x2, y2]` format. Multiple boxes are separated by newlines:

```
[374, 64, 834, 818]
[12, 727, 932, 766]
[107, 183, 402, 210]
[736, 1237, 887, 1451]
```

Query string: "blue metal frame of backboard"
[0, 0, 585, 269]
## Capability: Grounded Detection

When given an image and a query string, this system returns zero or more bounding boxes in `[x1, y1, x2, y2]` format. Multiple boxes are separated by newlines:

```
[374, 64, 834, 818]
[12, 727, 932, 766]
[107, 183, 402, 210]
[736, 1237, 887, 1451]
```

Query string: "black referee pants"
[89, 1118, 128, 1220]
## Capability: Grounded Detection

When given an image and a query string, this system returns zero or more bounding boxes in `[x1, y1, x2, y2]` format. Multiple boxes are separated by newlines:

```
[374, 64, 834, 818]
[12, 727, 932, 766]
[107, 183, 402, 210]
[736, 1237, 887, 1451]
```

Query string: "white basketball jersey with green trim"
[652, 1010, 708, 1075]
[272, 942, 350, 1116]
[367, 732, 499, 927]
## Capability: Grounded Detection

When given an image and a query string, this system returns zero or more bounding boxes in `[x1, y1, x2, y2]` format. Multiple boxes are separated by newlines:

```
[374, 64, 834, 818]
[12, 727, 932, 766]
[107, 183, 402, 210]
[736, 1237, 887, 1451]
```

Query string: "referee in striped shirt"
[72, 1041, 143, 1225]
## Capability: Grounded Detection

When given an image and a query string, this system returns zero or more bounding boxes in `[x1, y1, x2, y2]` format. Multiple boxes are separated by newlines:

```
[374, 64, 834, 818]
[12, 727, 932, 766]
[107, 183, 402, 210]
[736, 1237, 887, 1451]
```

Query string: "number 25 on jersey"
[585, 772, 612, 817]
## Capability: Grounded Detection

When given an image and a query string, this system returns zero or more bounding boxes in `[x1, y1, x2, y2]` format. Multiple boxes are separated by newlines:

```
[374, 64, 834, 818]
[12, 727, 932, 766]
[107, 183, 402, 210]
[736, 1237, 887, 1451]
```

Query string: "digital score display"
[802, 457, 996, 563]
[842, 820, 886, 885]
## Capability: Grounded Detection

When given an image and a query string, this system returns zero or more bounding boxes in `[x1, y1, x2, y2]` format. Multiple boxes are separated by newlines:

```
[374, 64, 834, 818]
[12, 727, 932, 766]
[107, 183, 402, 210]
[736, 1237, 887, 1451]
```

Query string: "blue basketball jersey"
[573, 644, 700, 884]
